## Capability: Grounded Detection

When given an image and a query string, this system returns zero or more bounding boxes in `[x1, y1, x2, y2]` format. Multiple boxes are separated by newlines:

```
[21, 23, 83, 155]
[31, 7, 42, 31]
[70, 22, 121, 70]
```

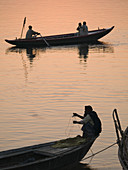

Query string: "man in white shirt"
[82, 21, 88, 35]
[73, 105, 101, 138]
[26, 25, 40, 39]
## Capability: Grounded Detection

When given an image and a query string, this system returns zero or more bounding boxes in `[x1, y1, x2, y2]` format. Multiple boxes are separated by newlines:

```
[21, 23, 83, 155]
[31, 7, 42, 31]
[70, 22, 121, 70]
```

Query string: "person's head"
[78, 23, 82, 26]
[29, 25, 32, 30]
[85, 105, 93, 114]
[83, 21, 86, 25]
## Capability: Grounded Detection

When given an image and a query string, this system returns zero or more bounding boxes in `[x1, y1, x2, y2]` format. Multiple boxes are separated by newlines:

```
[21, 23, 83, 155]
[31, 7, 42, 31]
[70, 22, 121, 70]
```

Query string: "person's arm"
[73, 113, 84, 119]
[76, 26, 80, 31]
[86, 26, 88, 32]
[32, 30, 40, 35]
[73, 120, 83, 124]
[73, 115, 92, 125]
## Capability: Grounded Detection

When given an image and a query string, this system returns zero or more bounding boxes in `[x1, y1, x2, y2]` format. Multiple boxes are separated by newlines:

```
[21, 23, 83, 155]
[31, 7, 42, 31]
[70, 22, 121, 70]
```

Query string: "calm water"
[0, 0, 128, 169]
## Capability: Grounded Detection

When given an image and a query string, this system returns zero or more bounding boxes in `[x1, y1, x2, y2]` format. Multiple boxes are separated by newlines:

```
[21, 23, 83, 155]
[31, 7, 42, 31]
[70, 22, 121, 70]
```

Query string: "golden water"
[0, 0, 128, 169]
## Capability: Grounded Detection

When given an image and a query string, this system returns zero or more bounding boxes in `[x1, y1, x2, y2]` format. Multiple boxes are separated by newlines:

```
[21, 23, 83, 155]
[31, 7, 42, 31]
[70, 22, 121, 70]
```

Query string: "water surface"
[0, 0, 128, 169]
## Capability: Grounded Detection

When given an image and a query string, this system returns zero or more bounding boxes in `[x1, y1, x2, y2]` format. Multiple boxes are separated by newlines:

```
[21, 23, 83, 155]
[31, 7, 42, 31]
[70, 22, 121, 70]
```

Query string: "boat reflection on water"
[6, 47, 47, 65]
[6, 41, 114, 64]
[5, 42, 114, 81]
[77, 44, 89, 62]
[6, 42, 114, 80]
[77, 41, 114, 63]
[26, 48, 36, 64]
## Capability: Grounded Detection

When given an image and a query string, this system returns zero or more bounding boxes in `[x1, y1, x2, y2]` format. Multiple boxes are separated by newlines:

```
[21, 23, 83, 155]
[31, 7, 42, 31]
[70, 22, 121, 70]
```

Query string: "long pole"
[20, 17, 26, 39]
[40, 34, 50, 47]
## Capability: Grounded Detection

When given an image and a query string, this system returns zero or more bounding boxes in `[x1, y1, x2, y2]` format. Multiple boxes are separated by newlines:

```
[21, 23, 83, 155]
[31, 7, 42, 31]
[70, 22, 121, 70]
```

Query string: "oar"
[40, 34, 50, 47]
[20, 17, 26, 39]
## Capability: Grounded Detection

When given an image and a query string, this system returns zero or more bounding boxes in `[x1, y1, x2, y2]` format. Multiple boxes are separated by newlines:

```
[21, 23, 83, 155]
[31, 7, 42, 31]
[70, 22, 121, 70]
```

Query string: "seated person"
[73, 105, 102, 138]
[26, 25, 40, 39]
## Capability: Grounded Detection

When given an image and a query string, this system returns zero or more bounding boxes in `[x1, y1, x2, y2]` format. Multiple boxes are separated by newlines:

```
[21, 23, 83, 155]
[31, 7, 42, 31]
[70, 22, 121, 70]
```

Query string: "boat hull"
[5, 26, 114, 47]
[113, 109, 128, 170]
[118, 127, 128, 170]
[0, 136, 97, 170]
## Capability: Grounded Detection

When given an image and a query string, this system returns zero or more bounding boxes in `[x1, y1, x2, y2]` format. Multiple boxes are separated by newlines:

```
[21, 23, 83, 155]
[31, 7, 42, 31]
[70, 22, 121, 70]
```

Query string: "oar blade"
[23, 17, 26, 27]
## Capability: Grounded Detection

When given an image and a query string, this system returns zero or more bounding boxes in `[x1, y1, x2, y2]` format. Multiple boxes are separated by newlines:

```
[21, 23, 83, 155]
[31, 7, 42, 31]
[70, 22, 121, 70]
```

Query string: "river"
[0, 0, 128, 169]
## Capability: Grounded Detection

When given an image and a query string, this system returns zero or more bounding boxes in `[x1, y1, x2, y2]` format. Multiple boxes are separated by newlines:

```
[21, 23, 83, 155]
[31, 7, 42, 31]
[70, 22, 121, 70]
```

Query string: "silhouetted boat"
[5, 26, 114, 47]
[0, 136, 97, 170]
[113, 109, 128, 170]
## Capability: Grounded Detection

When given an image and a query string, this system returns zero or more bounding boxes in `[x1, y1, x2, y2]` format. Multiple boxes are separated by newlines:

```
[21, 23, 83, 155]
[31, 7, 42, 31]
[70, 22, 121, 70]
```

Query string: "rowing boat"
[0, 136, 97, 170]
[5, 26, 114, 47]
[113, 109, 128, 170]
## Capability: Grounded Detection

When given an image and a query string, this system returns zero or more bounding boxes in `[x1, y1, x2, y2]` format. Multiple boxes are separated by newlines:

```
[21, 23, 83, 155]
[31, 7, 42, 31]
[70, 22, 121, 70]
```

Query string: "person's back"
[89, 111, 102, 136]
[26, 29, 33, 39]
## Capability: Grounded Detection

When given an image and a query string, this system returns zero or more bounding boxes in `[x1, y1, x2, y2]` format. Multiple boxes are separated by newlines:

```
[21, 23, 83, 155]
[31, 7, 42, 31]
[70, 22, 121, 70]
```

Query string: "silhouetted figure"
[76, 23, 83, 36]
[26, 25, 40, 39]
[73, 105, 102, 138]
[82, 21, 88, 35]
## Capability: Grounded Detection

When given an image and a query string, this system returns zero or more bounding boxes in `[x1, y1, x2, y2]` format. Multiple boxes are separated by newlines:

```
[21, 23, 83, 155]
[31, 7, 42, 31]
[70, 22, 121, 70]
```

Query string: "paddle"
[40, 34, 50, 47]
[20, 17, 26, 39]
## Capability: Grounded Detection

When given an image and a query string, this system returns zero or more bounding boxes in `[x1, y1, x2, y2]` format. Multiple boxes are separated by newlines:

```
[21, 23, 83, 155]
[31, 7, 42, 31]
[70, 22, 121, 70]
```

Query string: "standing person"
[73, 105, 102, 138]
[82, 21, 88, 35]
[76, 22, 83, 36]
[26, 25, 40, 39]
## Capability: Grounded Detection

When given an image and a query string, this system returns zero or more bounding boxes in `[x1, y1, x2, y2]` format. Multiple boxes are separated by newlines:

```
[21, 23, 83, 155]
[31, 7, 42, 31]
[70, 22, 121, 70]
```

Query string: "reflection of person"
[78, 44, 88, 61]
[73, 105, 102, 138]
[26, 48, 35, 57]
[26, 48, 36, 65]
[26, 25, 40, 39]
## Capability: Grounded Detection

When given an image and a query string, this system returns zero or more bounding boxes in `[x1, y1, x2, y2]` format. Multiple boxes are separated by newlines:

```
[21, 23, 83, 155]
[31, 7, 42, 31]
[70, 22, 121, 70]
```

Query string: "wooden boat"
[0, 136, 97, 170]
[5, 26, 114, 47]
[113, 109, 128, 170]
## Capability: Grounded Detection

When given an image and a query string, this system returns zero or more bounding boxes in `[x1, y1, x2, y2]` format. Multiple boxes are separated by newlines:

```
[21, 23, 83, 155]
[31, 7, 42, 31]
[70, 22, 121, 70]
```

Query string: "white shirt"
[80, 114, 94, 126]
[82, 25, 88, 35]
